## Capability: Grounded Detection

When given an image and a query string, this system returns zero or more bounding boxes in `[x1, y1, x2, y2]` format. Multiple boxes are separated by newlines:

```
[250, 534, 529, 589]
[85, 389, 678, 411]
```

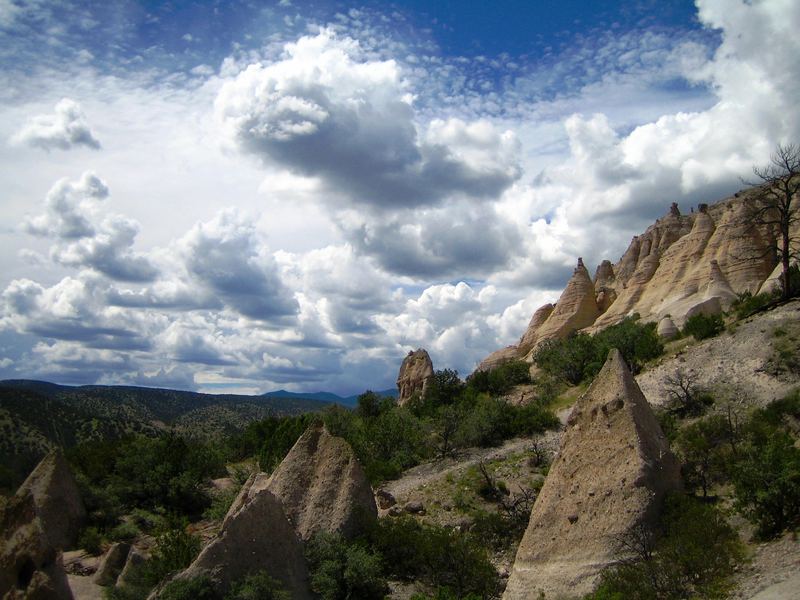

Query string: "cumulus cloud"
[0, 275, 152, 350]
[23, 173, 158, 282]
[11, 98, 101, 151]
[178, 209, 298, 322]
[216, 29, 520, 210]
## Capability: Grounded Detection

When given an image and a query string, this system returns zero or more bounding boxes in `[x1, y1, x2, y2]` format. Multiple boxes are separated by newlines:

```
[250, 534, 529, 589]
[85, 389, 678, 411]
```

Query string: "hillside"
[0, 380, 331, 489]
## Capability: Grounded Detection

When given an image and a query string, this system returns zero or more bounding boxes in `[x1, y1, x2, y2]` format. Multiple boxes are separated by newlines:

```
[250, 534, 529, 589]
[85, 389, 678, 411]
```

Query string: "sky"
[0, 0, 798, 395]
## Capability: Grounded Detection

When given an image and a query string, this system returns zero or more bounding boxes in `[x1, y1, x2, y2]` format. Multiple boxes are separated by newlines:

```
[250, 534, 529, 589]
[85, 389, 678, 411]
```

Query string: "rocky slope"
[479, 190, 794, 369]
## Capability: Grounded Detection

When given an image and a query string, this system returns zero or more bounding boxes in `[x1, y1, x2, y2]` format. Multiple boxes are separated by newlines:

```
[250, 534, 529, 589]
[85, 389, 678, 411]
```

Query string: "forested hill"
[0, 379, 332, 489]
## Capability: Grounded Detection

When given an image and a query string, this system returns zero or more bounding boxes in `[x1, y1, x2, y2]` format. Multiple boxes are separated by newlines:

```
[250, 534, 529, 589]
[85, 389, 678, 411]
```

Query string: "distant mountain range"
[0, 379, 397, 489]
[262, 388, 398, 407]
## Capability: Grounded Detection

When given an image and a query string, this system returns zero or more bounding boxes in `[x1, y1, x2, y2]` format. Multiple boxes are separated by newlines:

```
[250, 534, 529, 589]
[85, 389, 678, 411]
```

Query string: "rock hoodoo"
[0, 451, 86, 599]
[171, 479, 312, 600]
[519, 258, 600, 360]
[503, 350, 680, 599]
[162, 425, 373, 599]
[478, 191, 792, 371]
[266, 423, 377, 541]
[16, 450, 86, 551]
[396, 349, 434, 406]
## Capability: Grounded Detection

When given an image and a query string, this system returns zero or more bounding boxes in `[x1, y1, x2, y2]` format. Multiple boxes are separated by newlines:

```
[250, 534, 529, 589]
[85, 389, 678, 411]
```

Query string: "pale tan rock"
[396, 349, 434, 406]
[475, 346, 519, 373]
[0, 490, 74, 600]
[503, 350, 680, 600]
[93, 542, 130, 587]
[169, 486, 311, 600]
[17, 451, 86, 551]
[657, 316, 679, 340]
[517, 303, 555, 358]
[521, 259, 599, 360]
[593, 260, 615, 289]
[266, 423, 377, 541]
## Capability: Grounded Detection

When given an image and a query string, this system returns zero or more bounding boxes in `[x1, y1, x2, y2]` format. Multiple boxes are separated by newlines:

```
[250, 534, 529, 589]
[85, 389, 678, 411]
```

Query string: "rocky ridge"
[480, 192, 791, 369]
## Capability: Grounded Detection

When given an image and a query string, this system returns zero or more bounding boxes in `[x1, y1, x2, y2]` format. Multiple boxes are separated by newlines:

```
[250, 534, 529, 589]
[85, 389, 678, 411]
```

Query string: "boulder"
[93, 542, 130, 587]
[503, 350, 680, 599]
[266, 423, 377, 541]
[657, 316, 679, 340]
[0, 490, 74, 600]
[396, 349, 434, 406]
[375, 489, 396, 510]
[169, 483, 311, 600]
[16, 451, 85, 550]
[117, 547, 145, 587]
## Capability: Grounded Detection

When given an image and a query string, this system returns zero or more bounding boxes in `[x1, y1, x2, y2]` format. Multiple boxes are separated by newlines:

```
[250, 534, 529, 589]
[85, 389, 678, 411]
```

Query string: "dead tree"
[743, 143, 800, 300]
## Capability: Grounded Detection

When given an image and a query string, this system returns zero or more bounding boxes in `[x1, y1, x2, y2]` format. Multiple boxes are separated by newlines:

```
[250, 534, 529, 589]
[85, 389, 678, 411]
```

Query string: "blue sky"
[0, 0, 797, 394]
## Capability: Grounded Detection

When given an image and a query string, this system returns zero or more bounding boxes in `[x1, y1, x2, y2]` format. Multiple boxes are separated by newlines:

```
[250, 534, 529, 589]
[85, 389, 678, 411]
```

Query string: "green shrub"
[466, 360, 531, 396]
[203, 487, 240, 521]
[224, 571, 290, 600]
[682, 313, 724, 340]
[369, 517, 499, 598]
[675, 415, 734, 497]
[533, 317, 663, 385]
[732, 429, 800, 538]
[109, 521, 139, 542]
[731, 290, 776, 320]
[78, 526, 103, 555]
[584, 493, 743, 600]
[158, 576, 216, 600]
[305, 533, 388, 600]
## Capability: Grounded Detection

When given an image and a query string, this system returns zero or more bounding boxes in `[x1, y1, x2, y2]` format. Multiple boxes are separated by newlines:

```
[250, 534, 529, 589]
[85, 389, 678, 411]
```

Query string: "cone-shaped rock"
[657, 316, 679, 340]
[396, 349, 434, 406]
[593, 260, 615, 290]
[169, 476, 311, 600]
[17, 450, 85, 551]
[503, 350, 680, 600]
[267, 423, 377, 541]
[476, 346, 519, 373]
[0, 490, 74, 600]
[525, 259, 599, 357]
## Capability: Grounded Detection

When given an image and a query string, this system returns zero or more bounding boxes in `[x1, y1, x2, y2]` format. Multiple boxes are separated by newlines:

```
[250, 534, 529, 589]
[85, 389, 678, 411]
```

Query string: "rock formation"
[16, 450, 85, 550]
[266, 423, 377, 541]
[165, 425, 373, 599]
[503, 350, 680, 599]
[519, 259, 600, 361]
[476, 345, 519, 373]
[170, 478, 312, 600]
[93, 542, 130, 586]
[656, 316, 678, 340]
[0, 451, 86, 599]
[478, 191, 787, 369]
[396, 349, 434, 405]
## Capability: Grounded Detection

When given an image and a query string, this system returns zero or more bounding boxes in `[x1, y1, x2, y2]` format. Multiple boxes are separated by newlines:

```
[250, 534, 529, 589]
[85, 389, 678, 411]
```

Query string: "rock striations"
[503, 350, 680, 600]
[161, 424, 375, 599]
[478, 192, 791, 372]
[396, 349, 434, 405]
[0, 451, 84, 600]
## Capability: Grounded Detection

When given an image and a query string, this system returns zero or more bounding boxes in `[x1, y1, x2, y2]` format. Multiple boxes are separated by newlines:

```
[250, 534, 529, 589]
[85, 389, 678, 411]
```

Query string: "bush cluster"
[682, 313, 724, 340]
[533, 317, 663, 385]
[673, 390, 800, 539]
[585, 493, 744, 600]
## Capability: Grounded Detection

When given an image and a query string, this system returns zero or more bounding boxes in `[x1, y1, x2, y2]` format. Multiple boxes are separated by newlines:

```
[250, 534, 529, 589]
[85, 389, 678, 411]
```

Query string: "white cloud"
[11, 98, 101, 150]
[216, 29, 521, 210]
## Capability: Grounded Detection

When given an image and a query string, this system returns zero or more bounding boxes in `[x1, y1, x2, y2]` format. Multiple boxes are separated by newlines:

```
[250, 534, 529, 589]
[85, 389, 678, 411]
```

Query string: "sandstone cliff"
[503, 350, 680, 599]
[478, 192, 789, 371]
[396, 349, 434, 405]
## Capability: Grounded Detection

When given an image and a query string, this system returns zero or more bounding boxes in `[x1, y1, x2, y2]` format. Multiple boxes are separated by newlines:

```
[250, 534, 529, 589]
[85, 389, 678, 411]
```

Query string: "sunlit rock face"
[396, 348, 434, 406]
[478, 192, 782, 370]
[503, 350, 680, 600]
